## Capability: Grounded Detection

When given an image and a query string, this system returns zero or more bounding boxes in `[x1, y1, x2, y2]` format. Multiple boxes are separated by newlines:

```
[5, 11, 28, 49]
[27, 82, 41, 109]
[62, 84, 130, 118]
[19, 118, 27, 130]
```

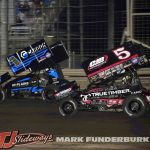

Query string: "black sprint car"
[59, 42, 150, 118]
[0, 39, 78, 102]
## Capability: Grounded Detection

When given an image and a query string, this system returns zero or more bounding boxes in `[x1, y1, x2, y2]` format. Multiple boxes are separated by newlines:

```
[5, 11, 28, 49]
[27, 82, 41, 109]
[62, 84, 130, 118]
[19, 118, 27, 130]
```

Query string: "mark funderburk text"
[55, 136, 150, 143]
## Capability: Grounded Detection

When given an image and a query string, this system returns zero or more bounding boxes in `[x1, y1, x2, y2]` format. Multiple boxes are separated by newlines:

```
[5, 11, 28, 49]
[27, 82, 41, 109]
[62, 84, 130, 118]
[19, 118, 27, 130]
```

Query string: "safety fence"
[0, 0, 127, 69]
[0, 0, 150, 69]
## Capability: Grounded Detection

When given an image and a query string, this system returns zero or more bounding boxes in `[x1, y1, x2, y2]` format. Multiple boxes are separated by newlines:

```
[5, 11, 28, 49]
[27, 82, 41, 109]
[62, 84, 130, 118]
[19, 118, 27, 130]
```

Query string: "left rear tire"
[59, 98, 78, 117]
[41, 86, 55, 102]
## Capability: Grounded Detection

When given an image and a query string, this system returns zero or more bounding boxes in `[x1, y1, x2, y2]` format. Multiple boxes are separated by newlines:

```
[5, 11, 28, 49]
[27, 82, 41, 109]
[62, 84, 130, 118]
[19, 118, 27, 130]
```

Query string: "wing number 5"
[113, 47, 131, 60]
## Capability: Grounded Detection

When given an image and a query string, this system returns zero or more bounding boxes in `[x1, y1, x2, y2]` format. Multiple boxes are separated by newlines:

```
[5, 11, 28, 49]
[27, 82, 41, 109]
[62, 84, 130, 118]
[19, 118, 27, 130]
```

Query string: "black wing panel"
[7, 40, 68, 75]
[82, 42, 149, 83]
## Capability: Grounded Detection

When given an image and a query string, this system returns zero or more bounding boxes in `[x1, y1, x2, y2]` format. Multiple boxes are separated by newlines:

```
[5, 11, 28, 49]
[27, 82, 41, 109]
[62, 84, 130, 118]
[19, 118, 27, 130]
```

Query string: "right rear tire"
[123, 94, 147, 118]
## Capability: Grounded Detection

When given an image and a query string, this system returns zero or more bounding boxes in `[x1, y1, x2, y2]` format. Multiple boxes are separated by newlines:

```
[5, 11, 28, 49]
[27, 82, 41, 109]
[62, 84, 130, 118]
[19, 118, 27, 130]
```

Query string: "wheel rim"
[128, 101, 141, 113]
[62, 102, 74, 115]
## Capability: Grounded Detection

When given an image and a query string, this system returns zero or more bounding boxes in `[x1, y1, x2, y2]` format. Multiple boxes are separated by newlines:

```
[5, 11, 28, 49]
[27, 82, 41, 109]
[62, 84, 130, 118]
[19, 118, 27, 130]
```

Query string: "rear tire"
[59, 98, 78, 117]
[41, 86, 55, 102]
[123, 94, 147, 118]
[0, 89, 6, 103]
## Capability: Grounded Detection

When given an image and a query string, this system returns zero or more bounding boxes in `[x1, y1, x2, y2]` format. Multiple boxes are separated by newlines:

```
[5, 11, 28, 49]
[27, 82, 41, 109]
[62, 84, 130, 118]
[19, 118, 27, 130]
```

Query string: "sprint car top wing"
[7, 40, 68, 75]
[82, 42, 149, 83]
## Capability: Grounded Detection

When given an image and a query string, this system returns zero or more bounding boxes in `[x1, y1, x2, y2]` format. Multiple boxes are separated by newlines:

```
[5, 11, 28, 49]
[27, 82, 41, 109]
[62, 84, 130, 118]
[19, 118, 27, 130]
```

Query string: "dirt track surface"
[0, 98, 150, 149]
[11, 143, 150, 150]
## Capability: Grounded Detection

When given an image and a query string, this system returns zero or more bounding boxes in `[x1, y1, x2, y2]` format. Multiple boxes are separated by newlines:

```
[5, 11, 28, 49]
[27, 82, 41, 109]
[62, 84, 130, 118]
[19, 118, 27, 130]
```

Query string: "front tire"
[59, 98, 78, 117]
[123, 94, 147, 118]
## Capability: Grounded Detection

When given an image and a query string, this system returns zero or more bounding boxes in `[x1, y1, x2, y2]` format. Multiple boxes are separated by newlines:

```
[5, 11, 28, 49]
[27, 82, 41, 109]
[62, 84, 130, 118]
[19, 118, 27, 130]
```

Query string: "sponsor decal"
[81, 89, 130, 100]
[131, 91, 142, 94]
[88, 55, 108, 71]
[146, 96, 150, 102]
[12, 82, 29, 87]
[55, 87, 72, 99]
[89, 54, 148, 82]
[89, 63, 125, 82]
[29, 42, 47, 54]
[46, 52, 51, 58]
[20, 51, 28, 59]
[20, 42, 47, 59]
[131, 57, 139, 64]
[0, 131, 53, 149]
[88, 54, 138, 78]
